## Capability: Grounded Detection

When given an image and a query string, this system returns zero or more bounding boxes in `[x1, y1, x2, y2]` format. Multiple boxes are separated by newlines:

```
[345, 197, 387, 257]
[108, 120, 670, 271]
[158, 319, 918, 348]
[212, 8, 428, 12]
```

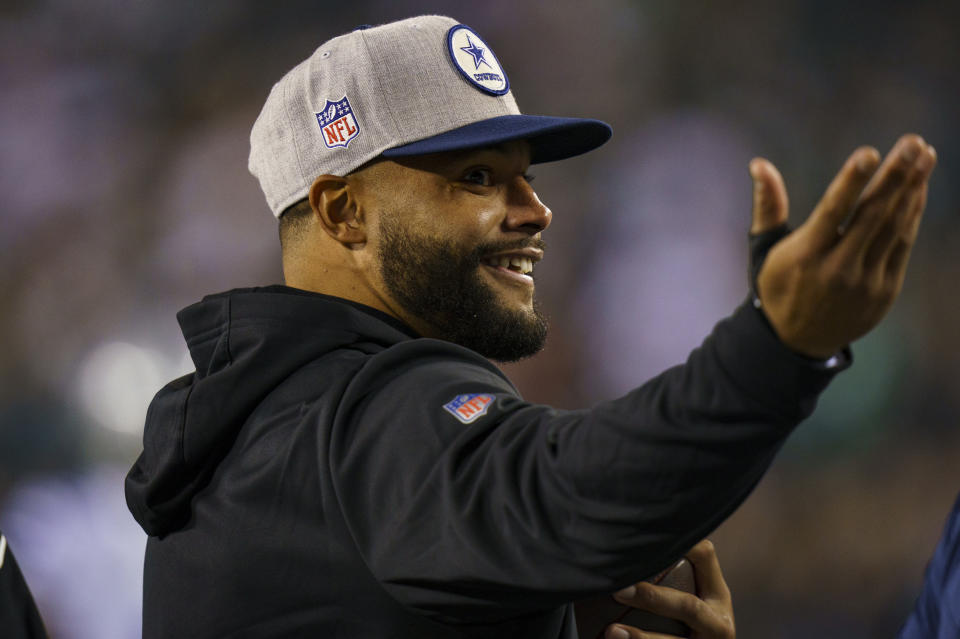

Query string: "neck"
[283, 263, 437, 338]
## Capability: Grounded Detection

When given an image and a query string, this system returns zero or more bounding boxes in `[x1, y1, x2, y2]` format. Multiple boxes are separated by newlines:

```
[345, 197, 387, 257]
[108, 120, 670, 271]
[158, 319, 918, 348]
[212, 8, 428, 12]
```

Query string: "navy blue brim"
[381, 114, 612, 164]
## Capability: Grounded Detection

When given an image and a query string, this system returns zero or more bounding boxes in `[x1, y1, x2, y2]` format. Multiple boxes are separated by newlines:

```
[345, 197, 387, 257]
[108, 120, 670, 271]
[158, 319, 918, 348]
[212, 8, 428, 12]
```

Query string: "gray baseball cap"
[249, 15, 612, 217]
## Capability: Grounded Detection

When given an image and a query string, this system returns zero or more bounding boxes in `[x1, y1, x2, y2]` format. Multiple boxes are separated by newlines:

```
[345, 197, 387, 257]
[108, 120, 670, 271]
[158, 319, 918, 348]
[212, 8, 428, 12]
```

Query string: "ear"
[308, 174, 366, 246]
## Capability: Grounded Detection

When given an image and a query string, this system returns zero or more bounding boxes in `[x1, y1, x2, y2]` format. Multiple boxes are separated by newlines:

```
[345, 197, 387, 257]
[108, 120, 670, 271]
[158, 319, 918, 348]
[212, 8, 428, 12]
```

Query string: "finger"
[900, 175, 930, 251]
[859, 185, 915, 273]
[861, 146, 935, 272]
[685, 539, 731, 604]
[884, 180, 930, 285]
[804, 146, 881, 252]
[840, 135, 928, 251]
[749, 158, 789, 234]
[616, 581, 724, 631]
[857, 134, 930, 208]
[605, 624, 684, 639]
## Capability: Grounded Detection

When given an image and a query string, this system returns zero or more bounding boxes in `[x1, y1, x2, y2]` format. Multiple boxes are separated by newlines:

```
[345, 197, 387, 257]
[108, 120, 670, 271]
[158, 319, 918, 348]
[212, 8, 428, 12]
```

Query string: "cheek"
[437, 196, 502, 241]
[373, 180, 502, 247]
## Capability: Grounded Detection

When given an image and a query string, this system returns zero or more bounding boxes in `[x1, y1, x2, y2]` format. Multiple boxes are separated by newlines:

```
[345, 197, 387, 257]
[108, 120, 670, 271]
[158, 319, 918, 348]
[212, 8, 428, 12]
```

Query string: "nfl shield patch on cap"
[316, 96, 361, 149]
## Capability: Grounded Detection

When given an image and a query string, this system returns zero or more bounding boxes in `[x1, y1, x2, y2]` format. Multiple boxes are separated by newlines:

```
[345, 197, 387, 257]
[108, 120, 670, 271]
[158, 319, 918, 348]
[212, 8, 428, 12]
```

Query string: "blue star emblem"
[460, 35, 490, 70]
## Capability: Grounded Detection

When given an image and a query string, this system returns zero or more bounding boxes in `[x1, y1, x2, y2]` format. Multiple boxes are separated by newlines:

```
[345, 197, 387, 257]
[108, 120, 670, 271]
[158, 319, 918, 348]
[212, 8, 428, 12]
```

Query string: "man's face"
[361, 141, 552, 361]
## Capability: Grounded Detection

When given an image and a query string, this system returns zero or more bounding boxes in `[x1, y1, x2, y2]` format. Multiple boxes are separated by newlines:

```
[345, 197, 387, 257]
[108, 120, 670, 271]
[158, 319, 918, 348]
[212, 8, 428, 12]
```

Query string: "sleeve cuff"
[751, 295, 852, 372]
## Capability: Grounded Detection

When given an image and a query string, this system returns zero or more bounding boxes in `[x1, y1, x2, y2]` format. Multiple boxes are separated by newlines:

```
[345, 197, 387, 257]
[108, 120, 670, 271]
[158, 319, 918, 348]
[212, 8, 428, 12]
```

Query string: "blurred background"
[1, 0, 958, 636]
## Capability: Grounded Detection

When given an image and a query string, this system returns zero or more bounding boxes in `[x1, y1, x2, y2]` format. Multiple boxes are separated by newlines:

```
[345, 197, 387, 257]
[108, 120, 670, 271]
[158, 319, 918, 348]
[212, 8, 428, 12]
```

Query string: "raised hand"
[750, 134, 936, 358]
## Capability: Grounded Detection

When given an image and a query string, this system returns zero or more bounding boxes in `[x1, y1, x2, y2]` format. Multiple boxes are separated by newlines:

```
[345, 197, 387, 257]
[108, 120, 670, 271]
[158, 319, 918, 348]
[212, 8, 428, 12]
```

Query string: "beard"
[377, 216, 548, 362]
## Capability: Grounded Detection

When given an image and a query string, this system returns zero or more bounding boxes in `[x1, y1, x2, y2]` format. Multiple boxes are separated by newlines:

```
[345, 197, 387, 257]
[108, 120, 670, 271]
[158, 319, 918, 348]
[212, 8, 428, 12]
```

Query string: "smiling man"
[125, 15, 935, 639]
[284, 140, 551, 362]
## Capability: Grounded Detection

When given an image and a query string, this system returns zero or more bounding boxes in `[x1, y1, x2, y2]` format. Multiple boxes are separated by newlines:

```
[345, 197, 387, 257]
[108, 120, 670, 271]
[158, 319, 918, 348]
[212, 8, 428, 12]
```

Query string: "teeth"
[484, 255, 534, 275]
[509, 256, 533, 275]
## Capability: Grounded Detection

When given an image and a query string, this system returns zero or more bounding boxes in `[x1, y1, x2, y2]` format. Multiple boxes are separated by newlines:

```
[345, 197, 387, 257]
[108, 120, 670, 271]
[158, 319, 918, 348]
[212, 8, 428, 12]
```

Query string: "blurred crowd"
[1, 1, 958, 637]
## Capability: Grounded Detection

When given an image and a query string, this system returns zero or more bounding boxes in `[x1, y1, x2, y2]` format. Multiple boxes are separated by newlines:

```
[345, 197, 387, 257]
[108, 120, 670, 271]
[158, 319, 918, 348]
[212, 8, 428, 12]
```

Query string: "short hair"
[278, 198, 313, 250]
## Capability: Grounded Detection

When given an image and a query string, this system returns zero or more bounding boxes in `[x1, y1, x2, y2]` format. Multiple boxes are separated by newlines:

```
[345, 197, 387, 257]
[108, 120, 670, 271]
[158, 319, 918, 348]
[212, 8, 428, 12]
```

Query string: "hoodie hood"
[125, 286, 416, 537]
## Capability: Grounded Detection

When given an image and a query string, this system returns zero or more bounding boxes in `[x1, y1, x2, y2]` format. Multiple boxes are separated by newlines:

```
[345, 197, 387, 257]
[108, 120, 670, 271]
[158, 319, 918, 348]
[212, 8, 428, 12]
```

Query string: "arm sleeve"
[328, 301, 847, 622]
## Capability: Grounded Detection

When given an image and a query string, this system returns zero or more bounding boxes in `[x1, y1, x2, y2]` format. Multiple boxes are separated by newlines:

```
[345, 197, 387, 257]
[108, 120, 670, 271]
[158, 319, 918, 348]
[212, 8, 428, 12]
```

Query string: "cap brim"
[381, 114, 612, 164]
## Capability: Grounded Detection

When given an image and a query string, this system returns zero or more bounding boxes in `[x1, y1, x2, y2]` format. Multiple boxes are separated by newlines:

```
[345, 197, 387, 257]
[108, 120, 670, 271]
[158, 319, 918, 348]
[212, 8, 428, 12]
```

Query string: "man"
[125, 15, 935, 638]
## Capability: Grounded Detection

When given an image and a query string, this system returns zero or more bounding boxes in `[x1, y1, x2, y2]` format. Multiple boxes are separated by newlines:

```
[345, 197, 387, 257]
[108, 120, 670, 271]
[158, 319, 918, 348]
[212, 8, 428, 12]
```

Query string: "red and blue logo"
[316, 96, 360, 149]
[443, 393, 495, 424]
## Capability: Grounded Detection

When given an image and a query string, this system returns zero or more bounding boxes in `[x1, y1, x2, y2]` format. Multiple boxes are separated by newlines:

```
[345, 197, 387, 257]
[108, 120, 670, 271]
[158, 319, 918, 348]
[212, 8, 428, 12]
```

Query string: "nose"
[503, 176, 552, 234]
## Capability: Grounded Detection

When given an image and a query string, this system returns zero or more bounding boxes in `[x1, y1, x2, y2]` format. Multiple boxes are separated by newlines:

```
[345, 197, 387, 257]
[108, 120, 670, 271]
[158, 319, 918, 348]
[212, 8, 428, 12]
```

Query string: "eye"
[523, 173, 536, 184]
[462, 168, 494, 186]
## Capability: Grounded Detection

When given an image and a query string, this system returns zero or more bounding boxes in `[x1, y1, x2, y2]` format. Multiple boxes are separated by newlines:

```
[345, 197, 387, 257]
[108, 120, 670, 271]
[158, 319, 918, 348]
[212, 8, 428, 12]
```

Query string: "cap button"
[353, 24, 372, 31]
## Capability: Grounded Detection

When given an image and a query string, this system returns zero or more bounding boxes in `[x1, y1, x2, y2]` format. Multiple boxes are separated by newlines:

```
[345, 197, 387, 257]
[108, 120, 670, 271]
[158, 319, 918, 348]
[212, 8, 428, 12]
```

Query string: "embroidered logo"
[446, 25, 509, 96]
[443, 393, 495, 424]
[315, 96, 360, 149]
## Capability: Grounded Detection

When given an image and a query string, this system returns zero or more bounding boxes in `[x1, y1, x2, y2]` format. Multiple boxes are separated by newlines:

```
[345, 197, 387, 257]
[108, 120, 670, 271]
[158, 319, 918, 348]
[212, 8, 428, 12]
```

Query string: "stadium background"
[1, 1, 958, 636]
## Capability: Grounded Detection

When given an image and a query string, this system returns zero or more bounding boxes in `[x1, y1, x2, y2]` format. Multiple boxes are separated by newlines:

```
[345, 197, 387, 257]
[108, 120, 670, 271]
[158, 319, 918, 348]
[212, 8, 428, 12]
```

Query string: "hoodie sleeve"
[327, 301, 847, 623]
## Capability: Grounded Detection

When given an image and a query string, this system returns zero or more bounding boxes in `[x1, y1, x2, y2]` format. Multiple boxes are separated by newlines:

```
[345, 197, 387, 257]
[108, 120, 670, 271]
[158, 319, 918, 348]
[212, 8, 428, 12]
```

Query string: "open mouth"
[482, 255, 534, 276]
[479, 249, 542, 286]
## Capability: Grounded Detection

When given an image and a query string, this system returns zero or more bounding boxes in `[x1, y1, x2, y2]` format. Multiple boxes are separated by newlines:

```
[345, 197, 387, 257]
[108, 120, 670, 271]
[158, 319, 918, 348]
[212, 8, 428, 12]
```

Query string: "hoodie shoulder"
[126, 287, 418, 537]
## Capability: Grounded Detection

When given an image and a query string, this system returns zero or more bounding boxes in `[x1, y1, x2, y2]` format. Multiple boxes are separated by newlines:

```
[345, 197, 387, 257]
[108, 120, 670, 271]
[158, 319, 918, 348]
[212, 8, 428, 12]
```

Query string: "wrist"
[751, 296, 849, 367]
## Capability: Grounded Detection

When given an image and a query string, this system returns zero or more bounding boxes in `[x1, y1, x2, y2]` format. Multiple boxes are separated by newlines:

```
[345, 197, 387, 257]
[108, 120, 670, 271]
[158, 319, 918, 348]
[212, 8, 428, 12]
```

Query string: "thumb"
[749, 158, 789, 234]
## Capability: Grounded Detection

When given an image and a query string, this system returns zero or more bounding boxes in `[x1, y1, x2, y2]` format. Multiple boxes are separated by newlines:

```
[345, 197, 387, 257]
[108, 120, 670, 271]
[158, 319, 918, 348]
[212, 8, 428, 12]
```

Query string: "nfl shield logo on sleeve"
[316, 96, 361, 149]
[443, 393, 495, 424]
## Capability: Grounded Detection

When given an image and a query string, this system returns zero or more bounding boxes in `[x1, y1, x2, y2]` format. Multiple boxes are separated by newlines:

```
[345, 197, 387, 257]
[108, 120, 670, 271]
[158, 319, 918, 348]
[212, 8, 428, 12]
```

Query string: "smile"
[482, 255, 534, 275]
[479, 249, 542, 287]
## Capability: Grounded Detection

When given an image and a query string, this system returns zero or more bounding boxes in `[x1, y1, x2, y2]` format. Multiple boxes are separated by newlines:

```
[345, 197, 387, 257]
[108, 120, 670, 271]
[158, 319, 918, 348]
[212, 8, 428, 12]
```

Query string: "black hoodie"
[126, 286, 843, 638]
